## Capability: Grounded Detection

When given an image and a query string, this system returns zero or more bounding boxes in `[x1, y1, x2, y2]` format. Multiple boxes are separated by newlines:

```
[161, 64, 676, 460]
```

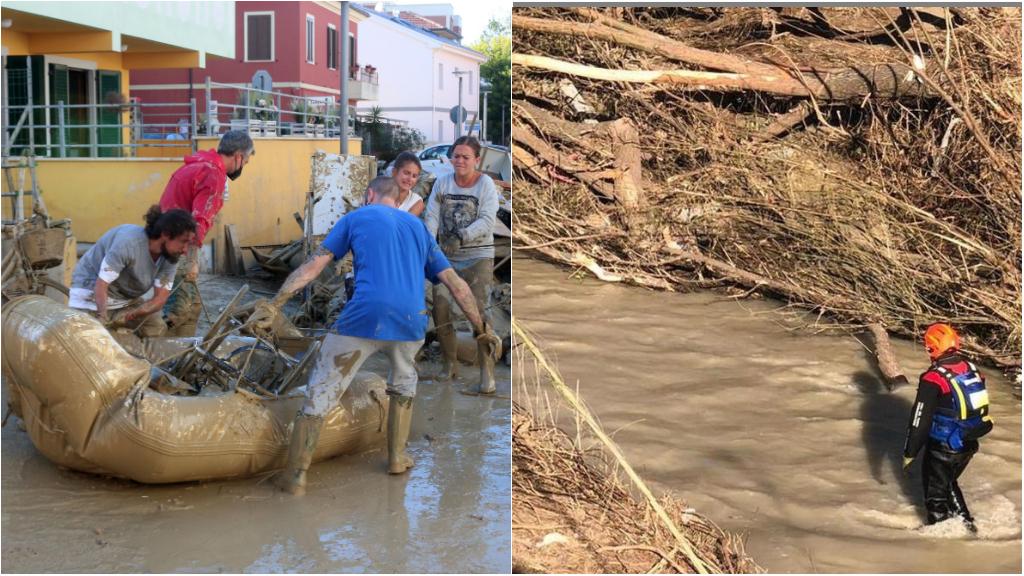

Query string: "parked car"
[384, 144, 452, 177]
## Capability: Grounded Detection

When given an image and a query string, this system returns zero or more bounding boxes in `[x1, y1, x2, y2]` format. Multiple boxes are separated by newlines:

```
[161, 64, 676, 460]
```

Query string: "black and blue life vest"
[928, 361, 992, 451]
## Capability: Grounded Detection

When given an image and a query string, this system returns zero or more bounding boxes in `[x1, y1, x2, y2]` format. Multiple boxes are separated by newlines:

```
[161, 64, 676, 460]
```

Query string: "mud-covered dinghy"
[1, 296, 387, 483]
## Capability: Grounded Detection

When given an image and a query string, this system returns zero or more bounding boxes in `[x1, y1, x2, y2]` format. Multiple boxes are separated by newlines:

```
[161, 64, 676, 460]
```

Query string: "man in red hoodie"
[160, 130, 254, 335]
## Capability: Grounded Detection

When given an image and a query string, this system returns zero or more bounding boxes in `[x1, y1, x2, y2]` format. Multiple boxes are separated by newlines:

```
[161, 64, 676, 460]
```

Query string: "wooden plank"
[224, 224, 245, 277]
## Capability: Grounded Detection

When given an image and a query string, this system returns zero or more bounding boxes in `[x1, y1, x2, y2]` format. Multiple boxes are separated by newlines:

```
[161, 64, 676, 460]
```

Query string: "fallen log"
[513, 53, 931, 101]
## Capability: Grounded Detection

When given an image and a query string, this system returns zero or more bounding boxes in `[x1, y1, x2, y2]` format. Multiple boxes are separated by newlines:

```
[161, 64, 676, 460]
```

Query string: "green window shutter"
[96, 70, 123, 157]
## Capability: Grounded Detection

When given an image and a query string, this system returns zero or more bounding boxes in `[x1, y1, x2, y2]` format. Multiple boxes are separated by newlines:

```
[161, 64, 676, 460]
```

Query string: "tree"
[471, 17, 511, 146]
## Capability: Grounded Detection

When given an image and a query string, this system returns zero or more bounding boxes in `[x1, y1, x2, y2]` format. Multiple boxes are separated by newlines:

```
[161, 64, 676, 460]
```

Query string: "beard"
[162, 245, 182, 264]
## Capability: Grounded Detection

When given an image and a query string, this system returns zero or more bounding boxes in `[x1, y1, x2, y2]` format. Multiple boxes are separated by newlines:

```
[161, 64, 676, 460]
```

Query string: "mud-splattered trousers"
[432, 258, 491, 339]
[163, 268, 201, 337]
[84, 307, 167, 337]
[301, 333, 424, 417]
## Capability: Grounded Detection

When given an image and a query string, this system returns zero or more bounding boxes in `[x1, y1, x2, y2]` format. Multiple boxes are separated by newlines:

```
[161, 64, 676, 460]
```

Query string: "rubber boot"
[437, 324, 458, 381]
[387, 395, 415, 475]
[432, 287, 458, 381]
[477, 336, 496, 395]
[275, 412, 323, 496]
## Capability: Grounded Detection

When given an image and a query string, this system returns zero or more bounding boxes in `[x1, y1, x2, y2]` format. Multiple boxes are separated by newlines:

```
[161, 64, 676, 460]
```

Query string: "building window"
[349, 33, 356, 71]
[245, 12, 274, 62]
[327, 24, 337, 70]
[438, 63, 443, 90]
[469, 71, 474, 95]
[306, 15, 315, 64]
[438, 119, 444, 141]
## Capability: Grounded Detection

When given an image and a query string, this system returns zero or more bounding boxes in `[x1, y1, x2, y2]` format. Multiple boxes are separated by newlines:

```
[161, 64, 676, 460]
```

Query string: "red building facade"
[130, 1, 374, 132]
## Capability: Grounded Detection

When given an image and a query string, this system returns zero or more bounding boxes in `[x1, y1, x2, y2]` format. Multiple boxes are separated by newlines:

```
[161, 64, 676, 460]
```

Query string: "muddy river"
[513, 256, 1021, 573]
[2, 348, 510, 573]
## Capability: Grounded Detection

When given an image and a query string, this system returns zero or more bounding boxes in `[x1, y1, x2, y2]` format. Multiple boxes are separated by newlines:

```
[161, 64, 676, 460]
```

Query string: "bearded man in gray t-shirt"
[70, 206, 196, 338]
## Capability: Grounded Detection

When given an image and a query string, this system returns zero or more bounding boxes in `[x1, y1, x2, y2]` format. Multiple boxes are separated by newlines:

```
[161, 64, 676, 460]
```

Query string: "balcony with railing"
[348, 65, 380, 101]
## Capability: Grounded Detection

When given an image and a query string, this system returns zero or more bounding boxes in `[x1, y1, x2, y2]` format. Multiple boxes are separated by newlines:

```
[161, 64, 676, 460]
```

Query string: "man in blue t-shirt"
[252, 176, 500, 495]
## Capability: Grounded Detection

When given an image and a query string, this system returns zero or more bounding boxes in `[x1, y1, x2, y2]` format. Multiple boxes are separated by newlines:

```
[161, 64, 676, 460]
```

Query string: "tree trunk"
[513, 14, 934, 101]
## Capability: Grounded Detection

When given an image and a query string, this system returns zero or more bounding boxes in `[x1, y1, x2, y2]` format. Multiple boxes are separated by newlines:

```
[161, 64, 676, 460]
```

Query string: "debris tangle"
[512, 7, 1022, 372]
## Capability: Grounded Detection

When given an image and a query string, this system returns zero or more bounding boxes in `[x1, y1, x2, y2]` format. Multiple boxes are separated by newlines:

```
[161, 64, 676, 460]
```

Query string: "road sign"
[252, 70, 272, 93]
[449, 105, 467, 124]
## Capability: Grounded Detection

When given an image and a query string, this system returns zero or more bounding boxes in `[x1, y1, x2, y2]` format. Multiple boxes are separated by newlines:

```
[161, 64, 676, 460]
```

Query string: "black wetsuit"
[903, 351, 992, 529]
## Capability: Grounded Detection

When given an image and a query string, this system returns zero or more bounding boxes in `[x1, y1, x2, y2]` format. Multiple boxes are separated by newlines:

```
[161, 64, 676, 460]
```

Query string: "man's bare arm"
[437, 268, 485, 333]
[93, 278, 111, 320]
[124, 287, 171, 321]
[271, 248, 334, 307]
[185, 245, 201, 281]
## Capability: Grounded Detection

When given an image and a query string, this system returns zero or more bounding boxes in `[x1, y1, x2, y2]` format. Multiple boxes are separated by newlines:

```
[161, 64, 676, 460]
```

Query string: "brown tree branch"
[513, 53, 932, 101]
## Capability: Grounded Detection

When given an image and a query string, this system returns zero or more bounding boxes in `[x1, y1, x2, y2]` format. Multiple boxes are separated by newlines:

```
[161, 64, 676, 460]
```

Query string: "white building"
[357, 8, 485, 145]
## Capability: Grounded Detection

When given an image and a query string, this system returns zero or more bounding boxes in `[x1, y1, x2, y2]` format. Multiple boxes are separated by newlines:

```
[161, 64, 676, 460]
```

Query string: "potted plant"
[290, 100, 322, 135]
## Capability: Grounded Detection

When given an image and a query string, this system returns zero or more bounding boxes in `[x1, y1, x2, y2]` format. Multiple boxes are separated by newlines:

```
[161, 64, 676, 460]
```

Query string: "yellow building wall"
[2, 137, 365, 270]
[2, 30, 30, 54]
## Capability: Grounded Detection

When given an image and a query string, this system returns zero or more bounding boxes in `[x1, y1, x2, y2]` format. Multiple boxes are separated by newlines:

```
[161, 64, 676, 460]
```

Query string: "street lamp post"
[452, 68, 470, 138]
[339, 1, 349, 154]
[457, 75, 463, 138]
[480, 79, 492, 143]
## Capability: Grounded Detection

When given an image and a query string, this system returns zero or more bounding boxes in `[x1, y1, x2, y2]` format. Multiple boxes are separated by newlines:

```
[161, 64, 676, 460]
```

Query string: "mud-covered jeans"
[301, 333, 424, 418]
[163, 269, 201, 337]
[81, 307, 166, 358]
[432, 258, 491, 334]
[83, 307, 167, 338]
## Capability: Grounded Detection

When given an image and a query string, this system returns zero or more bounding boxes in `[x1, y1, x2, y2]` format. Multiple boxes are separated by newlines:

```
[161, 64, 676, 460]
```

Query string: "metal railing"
[203, 79, 359, 138]
[349, 67, 379, 85]
[0, 76, 395, 159]
[2, 100, 201, 158]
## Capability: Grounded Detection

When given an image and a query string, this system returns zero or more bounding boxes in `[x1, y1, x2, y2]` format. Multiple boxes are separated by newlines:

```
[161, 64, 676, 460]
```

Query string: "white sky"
[382, 1, 510, 45]
[449, 0, 510, 44]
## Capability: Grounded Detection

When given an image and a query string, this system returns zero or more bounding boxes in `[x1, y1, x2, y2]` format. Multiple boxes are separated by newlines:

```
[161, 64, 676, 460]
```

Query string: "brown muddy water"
[1, 275, 511, 573]
[513, 256, 1021, 573]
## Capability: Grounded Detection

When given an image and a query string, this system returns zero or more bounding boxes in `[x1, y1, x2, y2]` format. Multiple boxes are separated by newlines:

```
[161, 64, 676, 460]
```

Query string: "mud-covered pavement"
[1, 273, 511, 573]
[513, 256, 1021, 573]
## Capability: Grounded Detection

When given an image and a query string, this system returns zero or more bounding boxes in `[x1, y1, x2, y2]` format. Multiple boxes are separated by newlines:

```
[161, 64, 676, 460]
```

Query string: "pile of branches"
[512, 404, 758, 573]
[512, 7, 1021, 369]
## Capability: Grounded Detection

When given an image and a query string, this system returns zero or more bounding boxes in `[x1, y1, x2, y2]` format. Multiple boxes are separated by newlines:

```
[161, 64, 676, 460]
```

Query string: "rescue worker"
[159, 130, 254, 336]
[251, 176, 500, 495]
[903, 323, 993, 532]
[423, 136, 500, 393]
[69, 206, 196, 340]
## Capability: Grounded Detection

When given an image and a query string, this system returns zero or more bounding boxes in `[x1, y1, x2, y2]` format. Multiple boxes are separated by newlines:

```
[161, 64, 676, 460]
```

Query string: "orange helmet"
[924, 323, 960, 360]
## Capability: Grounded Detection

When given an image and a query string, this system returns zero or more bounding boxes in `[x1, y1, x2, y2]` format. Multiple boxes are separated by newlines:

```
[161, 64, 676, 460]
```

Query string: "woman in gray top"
[423, 136, 500, 393]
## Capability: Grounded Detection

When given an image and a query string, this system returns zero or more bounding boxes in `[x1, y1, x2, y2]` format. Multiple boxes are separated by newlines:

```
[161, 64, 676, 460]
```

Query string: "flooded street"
[1, 273, 511, 573]
[514, 256, 1021, 573]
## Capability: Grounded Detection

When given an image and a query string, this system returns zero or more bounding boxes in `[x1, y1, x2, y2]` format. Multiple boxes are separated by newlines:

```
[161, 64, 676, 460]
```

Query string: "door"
[48, 65, 106, 157]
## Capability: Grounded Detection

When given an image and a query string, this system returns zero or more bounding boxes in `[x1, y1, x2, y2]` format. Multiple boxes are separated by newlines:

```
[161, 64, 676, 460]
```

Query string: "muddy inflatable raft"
[1, 296, 387, 483]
